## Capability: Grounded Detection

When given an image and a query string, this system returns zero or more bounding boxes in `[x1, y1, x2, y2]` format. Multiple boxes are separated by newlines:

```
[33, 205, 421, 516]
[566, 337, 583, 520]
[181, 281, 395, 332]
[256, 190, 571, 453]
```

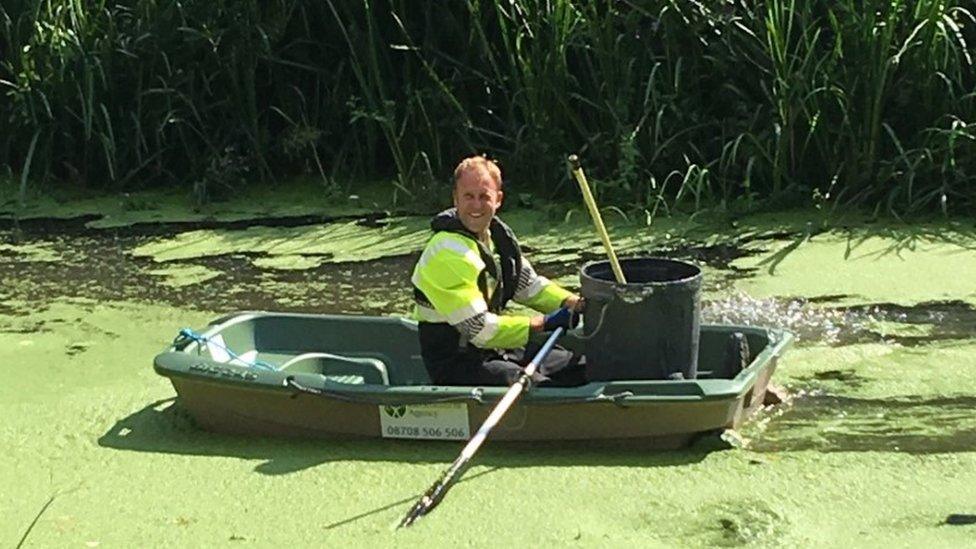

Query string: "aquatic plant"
[1, 1, 973, 214]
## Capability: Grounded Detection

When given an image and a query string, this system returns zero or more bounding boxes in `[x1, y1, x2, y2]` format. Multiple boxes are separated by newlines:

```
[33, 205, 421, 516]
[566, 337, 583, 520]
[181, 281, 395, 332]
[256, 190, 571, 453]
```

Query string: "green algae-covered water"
[3, 196, 976, 546]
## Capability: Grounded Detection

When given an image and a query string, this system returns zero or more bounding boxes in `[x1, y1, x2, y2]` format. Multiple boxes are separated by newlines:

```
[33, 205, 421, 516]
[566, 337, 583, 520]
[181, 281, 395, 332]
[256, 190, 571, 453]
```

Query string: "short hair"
[453, 155, 502, 191]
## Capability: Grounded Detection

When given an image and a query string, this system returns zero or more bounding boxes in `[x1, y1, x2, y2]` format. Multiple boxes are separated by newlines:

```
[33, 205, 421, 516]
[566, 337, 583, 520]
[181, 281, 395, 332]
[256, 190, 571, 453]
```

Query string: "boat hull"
[155, 312, 792, 448]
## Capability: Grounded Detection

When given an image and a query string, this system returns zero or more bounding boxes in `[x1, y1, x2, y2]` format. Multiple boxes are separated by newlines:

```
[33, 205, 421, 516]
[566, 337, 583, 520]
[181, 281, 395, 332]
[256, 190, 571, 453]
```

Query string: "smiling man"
[411, 155, 586, 386]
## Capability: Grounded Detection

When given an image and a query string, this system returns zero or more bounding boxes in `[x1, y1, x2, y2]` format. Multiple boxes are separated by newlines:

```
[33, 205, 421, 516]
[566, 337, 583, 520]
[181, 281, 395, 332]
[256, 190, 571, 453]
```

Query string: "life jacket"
[413, 208, 524, 376]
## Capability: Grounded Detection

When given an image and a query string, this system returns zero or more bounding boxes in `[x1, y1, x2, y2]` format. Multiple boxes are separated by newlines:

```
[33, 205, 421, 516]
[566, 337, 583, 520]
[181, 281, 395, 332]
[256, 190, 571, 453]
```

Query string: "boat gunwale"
[155, 312, 793, 406]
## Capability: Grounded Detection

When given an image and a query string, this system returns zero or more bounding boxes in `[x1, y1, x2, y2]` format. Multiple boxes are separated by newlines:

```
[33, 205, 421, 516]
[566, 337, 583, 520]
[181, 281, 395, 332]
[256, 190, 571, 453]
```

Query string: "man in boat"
[411, 155, 587, 387]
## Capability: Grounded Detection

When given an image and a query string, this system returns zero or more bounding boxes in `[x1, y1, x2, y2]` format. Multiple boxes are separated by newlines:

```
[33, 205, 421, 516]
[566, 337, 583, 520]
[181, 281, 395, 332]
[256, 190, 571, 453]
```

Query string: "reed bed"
[1, 0, 973, 214]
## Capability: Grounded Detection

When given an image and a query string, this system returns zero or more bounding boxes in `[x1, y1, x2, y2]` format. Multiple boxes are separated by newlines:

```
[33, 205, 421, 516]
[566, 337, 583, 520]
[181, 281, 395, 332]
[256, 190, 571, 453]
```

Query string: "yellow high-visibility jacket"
[411, 210, 571, 350]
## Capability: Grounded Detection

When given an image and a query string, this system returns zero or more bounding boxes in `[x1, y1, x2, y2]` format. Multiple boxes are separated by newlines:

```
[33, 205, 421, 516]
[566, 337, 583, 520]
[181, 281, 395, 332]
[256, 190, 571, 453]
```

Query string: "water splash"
[702, 293, 879, 346]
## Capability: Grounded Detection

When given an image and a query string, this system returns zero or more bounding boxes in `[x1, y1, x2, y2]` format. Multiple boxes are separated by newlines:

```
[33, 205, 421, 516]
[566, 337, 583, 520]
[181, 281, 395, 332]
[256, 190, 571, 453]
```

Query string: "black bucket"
[580, 257, 702, 381]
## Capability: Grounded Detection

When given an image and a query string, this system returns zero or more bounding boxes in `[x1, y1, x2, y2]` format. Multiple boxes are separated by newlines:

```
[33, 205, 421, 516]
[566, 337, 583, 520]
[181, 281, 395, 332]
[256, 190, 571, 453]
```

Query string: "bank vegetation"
[2, 1, 974, 215]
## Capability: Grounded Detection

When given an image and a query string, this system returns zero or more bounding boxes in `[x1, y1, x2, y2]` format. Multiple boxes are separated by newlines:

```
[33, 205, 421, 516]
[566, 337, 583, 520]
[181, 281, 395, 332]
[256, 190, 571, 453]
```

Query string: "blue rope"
[175, 328, 278, 372]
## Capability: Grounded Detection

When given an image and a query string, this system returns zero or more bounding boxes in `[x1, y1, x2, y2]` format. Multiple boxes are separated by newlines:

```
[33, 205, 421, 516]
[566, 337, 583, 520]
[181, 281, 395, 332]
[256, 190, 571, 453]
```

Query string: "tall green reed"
[0, 0, 973, 214]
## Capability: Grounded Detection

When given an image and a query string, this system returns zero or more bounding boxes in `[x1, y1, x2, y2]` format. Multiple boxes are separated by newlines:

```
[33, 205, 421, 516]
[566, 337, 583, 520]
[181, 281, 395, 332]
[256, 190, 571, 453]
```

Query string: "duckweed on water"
[4, 206, 976, 546]
[0, 241, 63, 262]
[129, 218, 432, 265]
[747, 393, 976, 454]
[250, 255, 325, 271]
[730, 229, 976, 306]
[146, 264, 223, 288]
[771, 340, 976, 400]
[125, 209, 736, 269]
[0, 179, 400, 229]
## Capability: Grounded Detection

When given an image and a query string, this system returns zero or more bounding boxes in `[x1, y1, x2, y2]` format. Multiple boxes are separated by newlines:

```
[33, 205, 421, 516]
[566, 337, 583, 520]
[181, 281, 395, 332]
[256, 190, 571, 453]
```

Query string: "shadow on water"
[98, 398, 712, 475]
[795, 368, 873, 389]
[97, 398, 714, 531]
[843, 223, 976, 256]
[321, 466, 504, 530]
[842, 300, 976, 347]
[749, 394, 976, 454]
[544, 237, 768, 283]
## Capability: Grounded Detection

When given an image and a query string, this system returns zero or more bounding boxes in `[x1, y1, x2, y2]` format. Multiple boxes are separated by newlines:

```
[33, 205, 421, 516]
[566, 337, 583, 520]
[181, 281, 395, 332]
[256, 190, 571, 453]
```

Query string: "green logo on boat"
[384, 405, 406, 418]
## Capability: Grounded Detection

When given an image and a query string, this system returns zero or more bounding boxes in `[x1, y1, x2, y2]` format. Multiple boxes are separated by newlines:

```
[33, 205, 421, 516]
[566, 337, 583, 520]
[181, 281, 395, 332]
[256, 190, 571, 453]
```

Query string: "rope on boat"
[283, 376, 634, 407]
[284, 376, 487, 405]
[535, 390, 635, 407]
[173, 328, 279, 372]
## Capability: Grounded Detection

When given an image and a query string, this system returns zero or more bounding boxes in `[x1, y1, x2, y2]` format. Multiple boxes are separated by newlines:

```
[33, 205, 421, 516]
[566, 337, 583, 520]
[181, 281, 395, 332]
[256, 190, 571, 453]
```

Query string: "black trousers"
[426, 342, 587, 387]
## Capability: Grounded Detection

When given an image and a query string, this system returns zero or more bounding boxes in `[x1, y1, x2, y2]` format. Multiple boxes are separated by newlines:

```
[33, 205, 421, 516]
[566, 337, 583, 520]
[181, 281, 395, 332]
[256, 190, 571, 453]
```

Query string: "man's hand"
[562, 294, 586, 313]
[531, 295, 585, 332]
[542, 307, 580, 332]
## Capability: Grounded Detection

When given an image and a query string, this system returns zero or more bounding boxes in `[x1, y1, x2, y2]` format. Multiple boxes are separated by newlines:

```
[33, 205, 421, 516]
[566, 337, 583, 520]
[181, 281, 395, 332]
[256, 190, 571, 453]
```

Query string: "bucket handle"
[575, 301, 610, 341]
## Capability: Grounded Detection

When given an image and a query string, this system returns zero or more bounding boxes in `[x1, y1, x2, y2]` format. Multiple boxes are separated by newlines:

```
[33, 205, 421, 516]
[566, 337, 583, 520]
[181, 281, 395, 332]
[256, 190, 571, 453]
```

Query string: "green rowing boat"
[153, 312, 792, 448]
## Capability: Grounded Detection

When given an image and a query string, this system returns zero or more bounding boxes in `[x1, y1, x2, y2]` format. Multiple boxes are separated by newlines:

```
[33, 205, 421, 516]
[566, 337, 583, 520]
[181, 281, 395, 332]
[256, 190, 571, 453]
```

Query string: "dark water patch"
[2, 215, 797, 320]
[64, 342, 92, 356]
[705, 500, 789, 547]
[5, 220, 974, 353]
[0, 301, 32, 317]
[188, 253, 414, 315]
[0, 223, 419, 318]
[544, 240, 769, 275]
[840, 301, 976, 347]
[672, 227, 823, 271]
[749, 394, 976, 454]
[801, 368, 871, 388]
[665, 241, 767, 270]
[945, 514, 976, 526]
[0, 320, 51, 335]
[0, 214, 102, 238]
[805, 294, 856, 304]
[540, 229, 814, 294]
[193, 253, 418, 315]
[0, 209, 422, 238]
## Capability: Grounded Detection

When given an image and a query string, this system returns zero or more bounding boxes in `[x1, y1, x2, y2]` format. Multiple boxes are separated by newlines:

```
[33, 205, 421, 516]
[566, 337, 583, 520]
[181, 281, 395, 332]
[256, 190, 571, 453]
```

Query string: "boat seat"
[280, 352, 390, 385]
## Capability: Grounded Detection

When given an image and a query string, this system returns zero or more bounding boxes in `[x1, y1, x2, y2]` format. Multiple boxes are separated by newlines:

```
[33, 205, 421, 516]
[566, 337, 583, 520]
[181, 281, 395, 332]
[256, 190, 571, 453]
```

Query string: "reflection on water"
[748, 394, 976, 454]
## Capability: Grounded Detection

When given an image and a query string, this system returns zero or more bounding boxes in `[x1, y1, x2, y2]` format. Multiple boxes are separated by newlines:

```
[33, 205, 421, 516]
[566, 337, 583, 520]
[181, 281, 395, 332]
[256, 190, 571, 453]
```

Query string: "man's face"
[453, 168, 503, 235]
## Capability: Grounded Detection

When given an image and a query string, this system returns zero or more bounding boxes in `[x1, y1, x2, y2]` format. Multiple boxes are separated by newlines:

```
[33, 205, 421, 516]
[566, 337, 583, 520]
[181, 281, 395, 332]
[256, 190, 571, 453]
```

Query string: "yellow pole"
[568, 154, 627, 283]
